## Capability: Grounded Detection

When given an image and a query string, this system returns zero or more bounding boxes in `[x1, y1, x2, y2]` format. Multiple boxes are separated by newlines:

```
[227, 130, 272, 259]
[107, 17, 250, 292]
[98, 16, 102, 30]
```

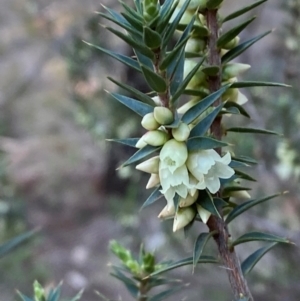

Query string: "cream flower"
[187, 150, 235, 194]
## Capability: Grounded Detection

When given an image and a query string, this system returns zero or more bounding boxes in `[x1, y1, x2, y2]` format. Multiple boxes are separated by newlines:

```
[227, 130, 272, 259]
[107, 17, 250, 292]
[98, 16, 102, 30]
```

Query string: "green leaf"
[226, 127, 280, 135]
[201, 66, 220, 76]
[135, 50, 153, 69]
[193, 232, 215, 269]
[224, 101, 250, 118]
[171, 56, 206, 104]
[181, 84, 230, 124]
[110, 268, 138, 298]
[198, 190, 221, 218]
[106, 138, 140, 148]
[121, 11, 143, 32]
[48, 282, 62, 301]
[217, 17, 256, 48]
[229, 160, 250, 168]
[120, 0, 144, 22]
[148, 255, 218, 277]
[17, 292, 33, 301]
[164, 113, 181, 128]
[70, 290, 84, 301]
[162, 0, 192, 49]
[156, 0, 180, 34]
[108, 92, 154, 117]
[176, 23, 209, 37]
[206, 0, 224, 10]
[0, 229, 37, 259]
[106, 26, 155, 59]
[223, 0, 268, 22]
[242, 243, 277, 276]
[107, 77, 154, 104]
[231, 232, 292, 248]
[143, 26, 162, 49]
[234, 170, 256, 182]
[190, 103, 224, 137]
[226, 193, 282, 224]
[148, 277, 182, 287]
[141, 65, 167, 93]
[223, 186, 251, 194]
[231, 81, 290, 88]
[97, 10, 141, 37]
[232, 155, 258, 165]
[148, 286, 187, 301]
[84, 42, 141, 73]
[187, 137, 228, 151]
[134, 0, 143, 14]
[169, 49, 185, 95]
[184, 88, 209, 98]
[222, 30, 271, 64]
[140, 186, 163, 210]
[160, 16, 195, 71]
[120, 145, 161, 168]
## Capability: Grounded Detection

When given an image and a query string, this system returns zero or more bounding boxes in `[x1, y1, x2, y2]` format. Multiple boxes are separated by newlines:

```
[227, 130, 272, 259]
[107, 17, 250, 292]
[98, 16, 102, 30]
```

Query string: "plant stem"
[204, 8, 254, 301]
[138, 278, 149, 301]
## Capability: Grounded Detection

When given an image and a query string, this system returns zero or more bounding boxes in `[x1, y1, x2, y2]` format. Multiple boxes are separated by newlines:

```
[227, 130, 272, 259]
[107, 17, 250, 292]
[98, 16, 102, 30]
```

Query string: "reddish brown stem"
[205, 9, 254, 301]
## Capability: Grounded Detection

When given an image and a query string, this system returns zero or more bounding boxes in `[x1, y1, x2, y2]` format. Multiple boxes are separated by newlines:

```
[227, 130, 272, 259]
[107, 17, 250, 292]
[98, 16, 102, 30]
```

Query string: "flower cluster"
[136, 104, 235, 232]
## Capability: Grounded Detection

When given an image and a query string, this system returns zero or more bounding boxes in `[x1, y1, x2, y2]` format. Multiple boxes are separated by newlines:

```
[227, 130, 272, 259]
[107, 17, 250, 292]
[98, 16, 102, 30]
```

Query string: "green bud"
[142, 253, 155, 273]
[136, 156, 160, 174]
[33, 281, 46, 301]
[153, 107, 174, 125]
[126, 259, 140, 274]
[222, 63, 251, 80]
[143, 130, 169, 146]
[109, 240, 132, 262]
[172, 122, 190, 141]
[223, 36, 240, 50]
[196, 204, 211, 224]
[173, 207, 196, 232]
[141, 112, 160, 130]
[143, 0, 160, 22]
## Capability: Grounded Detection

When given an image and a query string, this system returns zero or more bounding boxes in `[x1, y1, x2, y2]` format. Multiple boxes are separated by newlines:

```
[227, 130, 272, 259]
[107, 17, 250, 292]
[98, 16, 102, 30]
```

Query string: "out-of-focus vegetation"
[0, 0, 299, 300]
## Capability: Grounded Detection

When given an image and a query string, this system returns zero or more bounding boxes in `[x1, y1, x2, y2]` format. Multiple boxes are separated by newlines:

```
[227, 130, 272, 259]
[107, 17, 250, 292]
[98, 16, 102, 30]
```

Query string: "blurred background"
[0, 0, 299, 300]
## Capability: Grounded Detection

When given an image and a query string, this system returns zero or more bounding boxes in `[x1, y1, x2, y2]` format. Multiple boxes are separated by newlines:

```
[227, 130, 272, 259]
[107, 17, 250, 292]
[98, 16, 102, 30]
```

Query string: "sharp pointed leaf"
[107, 77, 154, 104]
[120, 145, 161, 167]
[226, 193, 282, 224]
[121, 12, 143, 31]
[223, 0, 268, 22]
[187, 137, 228, 151]
[242, 243, 277, 276]
[148, 285, 187, 301]
[141, 65, 167, 93]
[140, 186, 163, 210]
[224, 101, 250, 118]
[231, 232, 292, 248]
[156, 0, 180, 34]
[190, 103, 224, 137]
[193, 232, 214, 268]
[143, 26, 162, 49]
[84, 42, 141, 73]
[231, 81, 290, 88]
[181, 84, 230, 124]
[149, 255, 218, 277]
[217, 17, 256, 48]
[229, 160, 250, 168]
[226, 127, 280, 135]
[17, 292, 33, 301]
[222, 31, 271, 64]
[169, 48, 185, 95]
[110, 269, 138, 298]
[109, 92, 154, 116]
[107, 138, 140, 148]
[198, 190, 221, 218]
[234, 170, 256, 182]
[232, 155, 258, 165]
[184, 89, 209, 98]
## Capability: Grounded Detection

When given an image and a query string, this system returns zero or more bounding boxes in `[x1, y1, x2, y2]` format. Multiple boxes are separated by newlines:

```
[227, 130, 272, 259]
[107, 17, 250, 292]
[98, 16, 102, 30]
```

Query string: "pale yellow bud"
[172, 122, 190, 141]
[158, 201, 175, 219]
[173, 207, 196, 232]
[196, 204, 211, 224]
[223, 36, 240, 50]
[184, 59, 206, 89]
[136, 156, 160, 174]
[222, 87, 238, 102]
[146, 173, 160, 189]
[141, 112, 160, 130]
[152, 96, 162, 106]
[153, 107, 174, 125]
[177, 98, 198, 114]
[135, 137, 148, 149]
[143, 130, 169, 146]
[223, 63, 251, 81]
[185, 37, 206, 53]
[179, 190, 199, 207]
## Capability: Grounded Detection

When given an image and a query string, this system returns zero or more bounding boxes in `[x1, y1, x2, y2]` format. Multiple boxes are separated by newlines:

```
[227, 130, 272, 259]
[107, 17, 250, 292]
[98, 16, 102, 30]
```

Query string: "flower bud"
[228, 190, 251, 199]
[184, 59, 206, 89]
[196, 204, 211, 224]
[158, 201, 175, 219]
[177, 98, 198, 114]
[135, 137, 148, 149]
[143, 130, 169, 146]
[152, 96, 162, 106]
[136, 156, 160, 174]
[185, 37, 206, 53]
[154, 107, 174, 125]
[223, 63, 251, 80]
[143, 0, 159, 22]
[34, 280, 45, 301]
[223, 36, 240, 50]
[179, 190, 199, 207]
[173, 207, 196, 232]
[222, 87, 238, 102]
[172, 122, 190, 141]
[146, 173, 160, 189]
[141, 112, 160, 130]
